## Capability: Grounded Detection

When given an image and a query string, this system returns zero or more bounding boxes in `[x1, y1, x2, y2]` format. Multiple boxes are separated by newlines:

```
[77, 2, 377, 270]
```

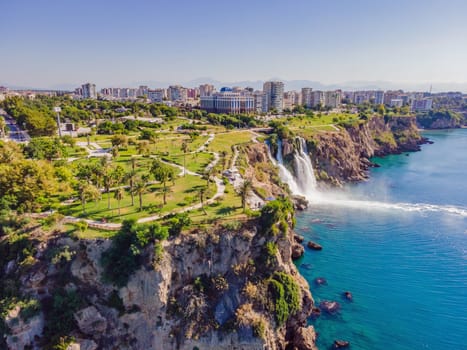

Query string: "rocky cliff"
[301, 116, 426, 186]
[1, 209, 316, 350]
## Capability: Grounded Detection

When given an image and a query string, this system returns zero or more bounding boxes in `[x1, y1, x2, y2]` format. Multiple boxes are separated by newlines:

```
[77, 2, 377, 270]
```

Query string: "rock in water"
[343, 291, 353, 301]
[307, 241, 322, 250]
[314, 277, 327, 286]
[310, 307, 321, 319]
[333, 340, 350, 348]
[294, 233, 305, 243]
[292, 243, 305, 260]
[319, 301, 340, 314]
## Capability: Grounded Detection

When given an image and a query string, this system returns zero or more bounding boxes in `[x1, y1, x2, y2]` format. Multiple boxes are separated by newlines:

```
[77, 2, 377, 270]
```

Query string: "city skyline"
[1, 0, 467, 91]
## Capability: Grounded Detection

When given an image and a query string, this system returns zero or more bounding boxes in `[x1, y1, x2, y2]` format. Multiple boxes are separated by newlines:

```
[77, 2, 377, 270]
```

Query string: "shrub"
[260, 197, 294, 235]
[43, 290, 83, 345]
[101, 219, 169, 286]
[106, 290, 125, 316]
[268, 272, 301, 326]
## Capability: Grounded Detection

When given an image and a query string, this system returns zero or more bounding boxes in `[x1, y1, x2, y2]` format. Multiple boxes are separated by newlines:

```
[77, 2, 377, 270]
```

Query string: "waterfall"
[273, 139, 301, 195]
[268, 137, 318, 200]
[293, 137, 318, 198]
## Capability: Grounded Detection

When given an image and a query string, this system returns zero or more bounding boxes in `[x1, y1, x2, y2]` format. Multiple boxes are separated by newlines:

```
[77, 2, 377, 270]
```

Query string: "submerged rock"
[310, 307, 321, 319]
[319, 301, 340, 314]
[307, 241, 323, 250]
[314, 277, 327, 286]
[333, 340, 350, 348]
[343, 291, 353, 301]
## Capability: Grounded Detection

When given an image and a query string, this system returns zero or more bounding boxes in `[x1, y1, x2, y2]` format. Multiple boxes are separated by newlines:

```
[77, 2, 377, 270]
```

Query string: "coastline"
[295, 128, 467, 349]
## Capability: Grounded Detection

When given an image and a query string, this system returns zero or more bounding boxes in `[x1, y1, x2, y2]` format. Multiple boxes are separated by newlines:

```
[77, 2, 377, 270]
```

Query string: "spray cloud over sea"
[269, 137, 467, 218]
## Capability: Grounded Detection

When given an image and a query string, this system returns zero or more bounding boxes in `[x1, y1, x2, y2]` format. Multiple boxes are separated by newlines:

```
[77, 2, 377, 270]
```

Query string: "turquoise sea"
[296, 129, 467, 350]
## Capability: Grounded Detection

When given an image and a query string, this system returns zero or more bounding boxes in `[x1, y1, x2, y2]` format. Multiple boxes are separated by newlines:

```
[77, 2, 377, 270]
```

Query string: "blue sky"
[1, 0, 467, 89]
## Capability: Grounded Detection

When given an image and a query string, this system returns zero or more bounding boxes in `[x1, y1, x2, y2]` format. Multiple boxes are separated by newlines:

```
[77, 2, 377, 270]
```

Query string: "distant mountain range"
[2, 79, 467, 93]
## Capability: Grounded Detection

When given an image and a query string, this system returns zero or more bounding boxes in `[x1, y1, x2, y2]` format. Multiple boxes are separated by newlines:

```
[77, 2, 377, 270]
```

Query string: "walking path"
[51, 133, 226, 230]
[76, 141, 111, 158]
[228, 144, 264, 209]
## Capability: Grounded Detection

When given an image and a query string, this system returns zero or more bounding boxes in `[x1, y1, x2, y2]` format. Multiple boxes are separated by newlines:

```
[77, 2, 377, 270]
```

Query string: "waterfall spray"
[267, 137, 467, 217]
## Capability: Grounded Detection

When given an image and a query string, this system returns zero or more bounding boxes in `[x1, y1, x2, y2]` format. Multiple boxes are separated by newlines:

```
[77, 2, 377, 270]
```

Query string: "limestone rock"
[319, 301, 340, 314]
[292, 326, 318, 350]
[66, 339, 98, 350]
[5, 307, 44, 350]
[74, 306, 107, 335]
[291, 243, 305, 260]
[307, 241, 322, 250]
[333, 340, 350, 348]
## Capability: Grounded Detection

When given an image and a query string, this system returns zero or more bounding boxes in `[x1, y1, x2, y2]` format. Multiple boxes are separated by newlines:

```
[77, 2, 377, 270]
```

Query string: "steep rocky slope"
[1, 208, 316, 350]
[300, 116, 426, 186]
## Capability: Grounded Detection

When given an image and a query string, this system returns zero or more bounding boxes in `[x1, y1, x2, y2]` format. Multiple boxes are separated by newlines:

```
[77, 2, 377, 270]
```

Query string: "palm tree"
[114, 187, 124, 217]
[181, 141, 189, 177]
[132, 179, 147, 211]
[238, 179, 253, 213]
[198, 186, 207, 215]
[127, 157, 137, 206]
[203, 166, 215, 189]
[151, 160, 175, 205]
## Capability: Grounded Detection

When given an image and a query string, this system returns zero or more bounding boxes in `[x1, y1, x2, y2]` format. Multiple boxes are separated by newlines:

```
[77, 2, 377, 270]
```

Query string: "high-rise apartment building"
[168, 85, 188, 102]
[284, 91, 301, 110]
[302, 88, 313, 108]
[81, 83, 97, 99]
[311, 91, 325, 107]
[325, 90, 342, 108]
[199, 84, 215, 97]
[374, 90, 385, 105]
[263, 81, 284, 113]
[411, 98, 433, 112]
[148, 89, 165, 103]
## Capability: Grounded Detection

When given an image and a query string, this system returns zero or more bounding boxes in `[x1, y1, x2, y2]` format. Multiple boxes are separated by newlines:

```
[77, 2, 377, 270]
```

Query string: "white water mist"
[268, 137, 467, 218]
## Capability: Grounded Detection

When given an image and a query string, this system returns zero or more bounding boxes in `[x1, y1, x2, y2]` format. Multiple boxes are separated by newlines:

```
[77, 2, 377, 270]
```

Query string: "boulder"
[292, 326, 318, 350]
[74, 306, 107, 335]
[319, 301, 340, 314]
[333, 340, 350, 348]
[314, 277, 327, 286]
[310, 307, 321, 319]
[293, 234, 305, 243]
[6, 307, 44, 350]
[67, 339, 98, 350]
[307, 241, 322, 250]
[292, 243, 305, 260]
[292, 195, 309, 211]
[343, 291, 353, 301]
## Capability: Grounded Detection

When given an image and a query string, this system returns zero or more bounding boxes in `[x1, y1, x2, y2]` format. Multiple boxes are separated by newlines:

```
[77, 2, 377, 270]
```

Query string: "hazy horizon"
[1, 0, 467, 91]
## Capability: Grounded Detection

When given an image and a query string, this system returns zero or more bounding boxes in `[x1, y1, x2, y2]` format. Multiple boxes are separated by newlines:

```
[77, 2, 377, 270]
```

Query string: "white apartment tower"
[81, 83, 97, 99]
[302, 87, 313, 108]
[263, 81, 284, 113]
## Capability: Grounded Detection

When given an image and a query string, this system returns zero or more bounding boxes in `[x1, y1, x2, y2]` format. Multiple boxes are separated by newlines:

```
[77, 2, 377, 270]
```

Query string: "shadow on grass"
[216, 206, 237, 216]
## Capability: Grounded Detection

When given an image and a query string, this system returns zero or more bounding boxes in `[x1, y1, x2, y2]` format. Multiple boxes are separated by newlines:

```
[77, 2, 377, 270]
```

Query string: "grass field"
[59, 171, 213, 222]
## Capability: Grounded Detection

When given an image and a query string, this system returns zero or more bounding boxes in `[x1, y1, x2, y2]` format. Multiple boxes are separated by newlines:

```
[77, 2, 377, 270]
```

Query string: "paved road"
[1, 114, 30, 142]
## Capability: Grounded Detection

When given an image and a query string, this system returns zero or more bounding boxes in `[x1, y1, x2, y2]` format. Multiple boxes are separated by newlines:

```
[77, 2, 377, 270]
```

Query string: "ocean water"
[296, 129, 467, 350]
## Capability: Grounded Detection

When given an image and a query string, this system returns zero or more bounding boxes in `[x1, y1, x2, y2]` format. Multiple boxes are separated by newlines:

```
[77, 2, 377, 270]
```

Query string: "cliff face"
[1, 216, 316, 350]
[306, 116, 426, 186]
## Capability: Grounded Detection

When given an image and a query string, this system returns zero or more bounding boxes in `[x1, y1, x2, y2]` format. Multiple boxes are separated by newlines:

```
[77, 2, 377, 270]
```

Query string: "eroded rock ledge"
[2, 210, 316, 350]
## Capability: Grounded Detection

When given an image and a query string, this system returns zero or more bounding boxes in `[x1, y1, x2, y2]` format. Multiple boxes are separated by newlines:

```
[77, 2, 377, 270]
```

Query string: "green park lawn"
[164, 151, 214, 174]
[59, 172, 213, 222]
